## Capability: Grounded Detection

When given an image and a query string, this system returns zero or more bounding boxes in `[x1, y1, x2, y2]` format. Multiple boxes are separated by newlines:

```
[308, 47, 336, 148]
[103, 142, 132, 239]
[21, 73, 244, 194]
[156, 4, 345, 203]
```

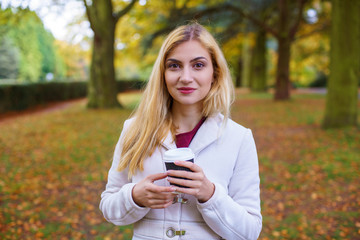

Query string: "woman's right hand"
[132, 172, 176, 209]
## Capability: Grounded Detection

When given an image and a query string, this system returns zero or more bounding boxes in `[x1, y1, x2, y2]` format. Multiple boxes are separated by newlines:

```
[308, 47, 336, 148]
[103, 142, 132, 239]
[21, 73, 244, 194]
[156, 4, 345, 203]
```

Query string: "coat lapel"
[189, 114, 222, 154]
[161, 114, 223, 154]
[162, 131, 177, 150]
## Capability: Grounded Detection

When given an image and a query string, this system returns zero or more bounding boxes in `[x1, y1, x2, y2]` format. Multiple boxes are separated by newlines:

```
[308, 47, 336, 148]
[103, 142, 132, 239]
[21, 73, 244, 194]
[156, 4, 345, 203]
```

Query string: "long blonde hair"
[118, 23, 234, 177]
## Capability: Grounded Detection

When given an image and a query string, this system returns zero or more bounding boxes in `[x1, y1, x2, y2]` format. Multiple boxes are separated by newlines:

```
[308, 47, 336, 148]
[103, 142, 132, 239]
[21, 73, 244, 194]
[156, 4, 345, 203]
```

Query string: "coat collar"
[161, 113, 223, 154]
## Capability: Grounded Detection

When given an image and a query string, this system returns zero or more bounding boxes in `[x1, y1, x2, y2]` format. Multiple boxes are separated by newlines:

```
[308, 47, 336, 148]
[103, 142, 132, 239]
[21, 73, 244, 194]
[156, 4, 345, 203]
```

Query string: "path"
[0, 98, 87, 124]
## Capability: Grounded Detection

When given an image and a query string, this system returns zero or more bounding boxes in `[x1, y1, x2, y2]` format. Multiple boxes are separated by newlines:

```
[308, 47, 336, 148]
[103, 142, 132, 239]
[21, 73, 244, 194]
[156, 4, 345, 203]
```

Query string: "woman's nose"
[179, 67, 193, 83]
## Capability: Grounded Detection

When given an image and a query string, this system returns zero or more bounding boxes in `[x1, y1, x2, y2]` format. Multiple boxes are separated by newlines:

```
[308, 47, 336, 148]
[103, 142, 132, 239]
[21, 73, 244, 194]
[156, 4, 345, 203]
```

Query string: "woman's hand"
[132, 172, 176, 209]
[167, 161, 215, 203]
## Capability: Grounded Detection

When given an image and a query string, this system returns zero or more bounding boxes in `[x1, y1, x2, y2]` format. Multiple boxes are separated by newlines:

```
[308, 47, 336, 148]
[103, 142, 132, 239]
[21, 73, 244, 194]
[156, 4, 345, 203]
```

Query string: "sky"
[1, 0, 92, 43]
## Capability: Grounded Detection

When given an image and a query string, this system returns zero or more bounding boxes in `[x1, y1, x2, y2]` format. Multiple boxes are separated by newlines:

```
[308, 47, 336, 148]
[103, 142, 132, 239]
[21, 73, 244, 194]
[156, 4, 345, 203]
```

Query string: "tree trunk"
[250, 28, 267, 92]
[274, 0, 292, 100]
[241, 32, 252, 88]
[86, 0, 120, 108]
[235, 57, 243, 88]
[87, 25, 120, 108]
[322, 0, 359, 128]
[274, 36, 291, 100]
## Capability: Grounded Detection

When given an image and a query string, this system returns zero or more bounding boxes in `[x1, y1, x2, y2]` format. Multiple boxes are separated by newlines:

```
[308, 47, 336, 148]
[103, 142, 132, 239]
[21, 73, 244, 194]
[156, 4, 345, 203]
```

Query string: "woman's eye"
[167, 63, 180, 69]
[194, 62, 205, 69]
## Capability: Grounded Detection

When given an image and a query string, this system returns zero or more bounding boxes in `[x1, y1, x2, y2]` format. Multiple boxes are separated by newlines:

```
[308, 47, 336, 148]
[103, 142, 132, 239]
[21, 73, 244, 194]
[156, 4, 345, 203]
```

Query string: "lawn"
[0, 89, 359, 239]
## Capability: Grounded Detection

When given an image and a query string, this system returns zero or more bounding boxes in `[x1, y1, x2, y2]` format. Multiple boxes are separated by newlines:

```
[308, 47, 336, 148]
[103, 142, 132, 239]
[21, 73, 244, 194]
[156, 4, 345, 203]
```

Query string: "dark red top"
[175, 117, 206, 148]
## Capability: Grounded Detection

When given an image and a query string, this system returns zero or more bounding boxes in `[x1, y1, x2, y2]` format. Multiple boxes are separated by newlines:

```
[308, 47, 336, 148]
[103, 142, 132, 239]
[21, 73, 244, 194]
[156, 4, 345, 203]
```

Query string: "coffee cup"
[163, 148, 194, 188]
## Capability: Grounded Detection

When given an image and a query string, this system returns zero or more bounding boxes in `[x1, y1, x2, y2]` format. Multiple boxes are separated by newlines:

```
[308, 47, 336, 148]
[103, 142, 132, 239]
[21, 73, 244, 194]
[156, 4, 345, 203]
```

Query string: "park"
[0, 0, 359, 239]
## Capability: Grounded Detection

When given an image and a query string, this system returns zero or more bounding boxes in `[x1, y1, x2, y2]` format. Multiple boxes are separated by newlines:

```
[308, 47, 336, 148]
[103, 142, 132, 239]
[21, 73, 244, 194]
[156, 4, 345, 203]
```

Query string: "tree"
[291, 1, 331, 87]
[55, 40, 89, 80]
[231, 0, 308, 99]
[0, 6, 65, 82]
[0, 36, 19, 79]
[6, 8, 43, 81]
[273, 0, 307, 100]
[249, 28, 267, 92]
[222, 32, 245, 88]
[37, 25, 57, 81]
[83, 0, 137, 108]
[238, 1, 273, 92]
[322, 0, 359, 128]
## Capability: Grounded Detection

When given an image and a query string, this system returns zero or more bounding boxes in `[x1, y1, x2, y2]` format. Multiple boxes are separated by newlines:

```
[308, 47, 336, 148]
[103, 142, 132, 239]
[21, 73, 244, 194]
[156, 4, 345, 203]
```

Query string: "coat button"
[166, 227, 176, 238]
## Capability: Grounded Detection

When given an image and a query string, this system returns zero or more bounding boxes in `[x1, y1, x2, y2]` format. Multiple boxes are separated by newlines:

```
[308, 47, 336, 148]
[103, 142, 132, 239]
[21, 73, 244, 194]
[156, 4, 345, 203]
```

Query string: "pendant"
[173, 196, 188, 204]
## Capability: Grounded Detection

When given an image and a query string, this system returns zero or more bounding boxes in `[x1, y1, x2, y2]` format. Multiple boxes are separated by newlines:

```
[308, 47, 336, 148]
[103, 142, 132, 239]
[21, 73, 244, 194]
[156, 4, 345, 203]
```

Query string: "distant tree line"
[0, 7, 65, 81]
[0, 7, 66, 82]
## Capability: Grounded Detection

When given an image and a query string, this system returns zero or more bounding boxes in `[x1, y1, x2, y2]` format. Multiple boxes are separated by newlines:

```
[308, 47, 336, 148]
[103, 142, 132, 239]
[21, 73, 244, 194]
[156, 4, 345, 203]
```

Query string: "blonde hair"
[118, 23, 234, 177]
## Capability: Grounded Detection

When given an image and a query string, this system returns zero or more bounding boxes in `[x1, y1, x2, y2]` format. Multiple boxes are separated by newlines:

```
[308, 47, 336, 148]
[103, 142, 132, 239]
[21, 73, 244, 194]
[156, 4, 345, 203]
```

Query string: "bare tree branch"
[289, 0, 308, 39]
[141, 26, 174, 54]
[82, 0, 93, 24]
[82, 0, 101, 36]
[114, 0, 137, 22]
[229, 3, 279, 38]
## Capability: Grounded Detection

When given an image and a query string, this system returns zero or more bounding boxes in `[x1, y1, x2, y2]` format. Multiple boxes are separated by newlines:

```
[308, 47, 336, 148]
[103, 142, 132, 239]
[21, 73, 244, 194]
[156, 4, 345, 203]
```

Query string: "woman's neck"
[171, 103, 203, 134]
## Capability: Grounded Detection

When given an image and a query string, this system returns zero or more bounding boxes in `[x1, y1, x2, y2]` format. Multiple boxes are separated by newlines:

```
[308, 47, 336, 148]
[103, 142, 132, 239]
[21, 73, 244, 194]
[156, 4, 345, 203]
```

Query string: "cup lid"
[163, 148, 194, 162]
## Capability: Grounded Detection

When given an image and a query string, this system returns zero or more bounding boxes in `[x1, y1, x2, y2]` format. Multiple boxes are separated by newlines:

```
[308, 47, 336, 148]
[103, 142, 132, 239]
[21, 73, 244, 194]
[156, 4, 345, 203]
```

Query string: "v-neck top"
[175, 117, 206, 148]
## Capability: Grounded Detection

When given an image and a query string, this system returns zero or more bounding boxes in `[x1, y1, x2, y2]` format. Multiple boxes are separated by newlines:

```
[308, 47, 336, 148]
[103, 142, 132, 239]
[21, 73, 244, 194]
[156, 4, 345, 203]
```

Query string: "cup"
[163, 148, 194, 188]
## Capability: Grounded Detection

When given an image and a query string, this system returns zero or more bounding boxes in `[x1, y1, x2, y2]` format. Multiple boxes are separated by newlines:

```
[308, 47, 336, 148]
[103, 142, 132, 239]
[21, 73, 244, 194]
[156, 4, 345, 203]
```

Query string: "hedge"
[0, 80, 144, 113]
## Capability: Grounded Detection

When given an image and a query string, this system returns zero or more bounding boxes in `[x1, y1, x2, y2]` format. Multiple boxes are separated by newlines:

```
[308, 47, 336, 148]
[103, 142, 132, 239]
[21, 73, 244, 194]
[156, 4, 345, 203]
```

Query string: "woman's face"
[164, 40, 214, 110]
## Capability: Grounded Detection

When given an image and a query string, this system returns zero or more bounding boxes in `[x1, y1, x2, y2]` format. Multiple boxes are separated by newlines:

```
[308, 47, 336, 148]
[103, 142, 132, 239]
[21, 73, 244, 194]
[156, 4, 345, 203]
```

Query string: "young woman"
[100, 23, 262, 240]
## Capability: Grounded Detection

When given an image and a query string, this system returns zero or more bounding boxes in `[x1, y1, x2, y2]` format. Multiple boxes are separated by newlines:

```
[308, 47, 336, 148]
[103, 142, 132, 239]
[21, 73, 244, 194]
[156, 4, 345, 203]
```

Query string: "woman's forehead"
[166, 40, 211, 60]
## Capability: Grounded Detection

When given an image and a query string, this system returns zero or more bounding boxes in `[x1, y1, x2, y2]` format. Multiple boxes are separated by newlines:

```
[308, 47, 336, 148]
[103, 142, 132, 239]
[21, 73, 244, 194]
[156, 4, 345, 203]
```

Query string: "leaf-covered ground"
[0, 89, 359, 239]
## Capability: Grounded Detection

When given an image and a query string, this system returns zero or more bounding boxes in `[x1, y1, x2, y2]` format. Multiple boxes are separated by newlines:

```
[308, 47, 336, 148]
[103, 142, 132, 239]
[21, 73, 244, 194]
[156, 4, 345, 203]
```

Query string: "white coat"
[99, 113, 262, 240]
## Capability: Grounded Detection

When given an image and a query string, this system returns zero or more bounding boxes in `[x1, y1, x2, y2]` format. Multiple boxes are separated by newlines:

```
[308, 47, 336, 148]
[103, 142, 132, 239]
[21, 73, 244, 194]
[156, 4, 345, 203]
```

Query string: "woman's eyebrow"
[166, 58, 181, 63]
[166, 56, 208, 63]
[190, 56, 208, 62]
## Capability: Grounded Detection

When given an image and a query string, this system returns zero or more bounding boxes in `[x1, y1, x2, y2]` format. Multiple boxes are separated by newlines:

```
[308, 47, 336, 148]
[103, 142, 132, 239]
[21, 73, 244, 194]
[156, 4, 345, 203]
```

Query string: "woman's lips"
[178, 87, 195, 94]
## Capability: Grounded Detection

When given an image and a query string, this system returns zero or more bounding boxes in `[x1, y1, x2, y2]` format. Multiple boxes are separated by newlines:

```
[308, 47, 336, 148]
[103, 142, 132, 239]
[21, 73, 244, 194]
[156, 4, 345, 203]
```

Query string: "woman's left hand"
[166, 161, 215, 203]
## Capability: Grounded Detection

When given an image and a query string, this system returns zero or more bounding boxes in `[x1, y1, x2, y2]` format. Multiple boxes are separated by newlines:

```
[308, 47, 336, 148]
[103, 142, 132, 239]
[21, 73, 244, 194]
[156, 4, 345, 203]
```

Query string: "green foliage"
[6, 9, 43, 81]
[291, 11, 331, 87]
[308, 72, 327, 87]
[36, 26, 56, 80]
[0, 35, 19, 79]
[53, 46, 67, 80]
[0, 7, 65, 82]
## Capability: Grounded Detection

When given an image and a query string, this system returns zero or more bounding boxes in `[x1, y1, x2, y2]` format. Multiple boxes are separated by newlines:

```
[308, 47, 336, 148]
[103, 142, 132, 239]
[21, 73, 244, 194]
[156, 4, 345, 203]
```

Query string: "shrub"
[0, 79, 144, 113]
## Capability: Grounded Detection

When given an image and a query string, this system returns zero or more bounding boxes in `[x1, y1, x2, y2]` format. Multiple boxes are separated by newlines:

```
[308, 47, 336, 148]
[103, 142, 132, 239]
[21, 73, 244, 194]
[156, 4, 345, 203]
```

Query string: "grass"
[0, 89, 359, 239]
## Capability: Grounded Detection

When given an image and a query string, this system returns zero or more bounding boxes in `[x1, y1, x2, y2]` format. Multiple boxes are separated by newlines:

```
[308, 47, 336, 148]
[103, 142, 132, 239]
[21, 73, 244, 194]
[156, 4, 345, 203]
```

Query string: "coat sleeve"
[197, 129, 262, 240]
[99, 120, 150, 225]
